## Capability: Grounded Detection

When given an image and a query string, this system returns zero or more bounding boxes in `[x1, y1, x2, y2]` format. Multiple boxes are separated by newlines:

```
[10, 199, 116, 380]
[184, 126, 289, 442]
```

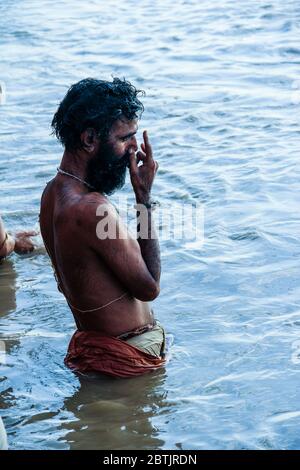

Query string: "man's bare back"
[40, 78, 160, 339]
[40, 178, 155, 336]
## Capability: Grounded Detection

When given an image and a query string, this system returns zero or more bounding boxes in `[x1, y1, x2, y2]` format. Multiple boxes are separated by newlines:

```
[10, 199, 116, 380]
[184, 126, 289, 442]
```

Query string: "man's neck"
[60, 149, 89, 180]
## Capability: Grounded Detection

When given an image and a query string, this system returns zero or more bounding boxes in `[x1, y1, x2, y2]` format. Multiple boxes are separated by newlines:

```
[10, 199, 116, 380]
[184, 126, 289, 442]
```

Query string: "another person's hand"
[129, 130, 159, 204]
[14, 231, 36, 255]
[0, 233, 15, 259]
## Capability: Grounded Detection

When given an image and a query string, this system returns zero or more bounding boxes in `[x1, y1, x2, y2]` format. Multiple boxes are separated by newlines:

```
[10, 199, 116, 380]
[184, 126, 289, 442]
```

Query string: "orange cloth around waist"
[64, 330, 166, 378]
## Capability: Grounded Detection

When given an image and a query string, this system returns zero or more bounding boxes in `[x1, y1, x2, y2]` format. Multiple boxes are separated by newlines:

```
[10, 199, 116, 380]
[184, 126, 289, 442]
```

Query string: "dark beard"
[86, 143, 130, 195]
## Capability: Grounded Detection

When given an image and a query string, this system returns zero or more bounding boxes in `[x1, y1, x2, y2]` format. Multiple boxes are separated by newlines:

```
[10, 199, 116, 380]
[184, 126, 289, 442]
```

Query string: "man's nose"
[129, 136, 138, 152]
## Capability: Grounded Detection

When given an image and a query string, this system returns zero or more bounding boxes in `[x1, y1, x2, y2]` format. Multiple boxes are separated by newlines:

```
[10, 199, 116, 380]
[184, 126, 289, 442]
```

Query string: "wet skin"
[40, 119, 160, 336]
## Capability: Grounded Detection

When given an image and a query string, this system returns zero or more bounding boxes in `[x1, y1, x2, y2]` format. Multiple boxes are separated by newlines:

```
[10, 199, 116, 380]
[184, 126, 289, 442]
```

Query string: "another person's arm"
[0, 215, 35, 259]
[0, 216, 15, 258]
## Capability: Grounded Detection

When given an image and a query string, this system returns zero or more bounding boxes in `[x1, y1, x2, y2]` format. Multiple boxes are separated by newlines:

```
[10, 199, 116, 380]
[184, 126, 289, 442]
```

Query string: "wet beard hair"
[86, 143, 130, 195]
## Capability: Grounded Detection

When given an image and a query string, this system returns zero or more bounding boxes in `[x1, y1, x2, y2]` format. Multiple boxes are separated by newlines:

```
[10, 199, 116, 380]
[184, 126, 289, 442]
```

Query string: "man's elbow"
[134, 283, 160, 302]
[147, 283, 160, 301]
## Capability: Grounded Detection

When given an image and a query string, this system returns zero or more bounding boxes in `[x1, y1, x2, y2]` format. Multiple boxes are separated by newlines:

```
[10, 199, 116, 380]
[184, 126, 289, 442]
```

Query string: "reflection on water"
[60, 371, 168, 450]
[0, 260, 17, 316]
[1, 0, 300, 450]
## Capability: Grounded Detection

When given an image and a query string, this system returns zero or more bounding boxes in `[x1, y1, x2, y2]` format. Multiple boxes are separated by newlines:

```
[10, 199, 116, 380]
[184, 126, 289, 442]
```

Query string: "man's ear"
[81, 128, 98, 153]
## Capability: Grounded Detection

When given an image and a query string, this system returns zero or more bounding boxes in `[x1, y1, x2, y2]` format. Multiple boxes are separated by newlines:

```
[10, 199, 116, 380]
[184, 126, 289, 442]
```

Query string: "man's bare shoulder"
[70, 192, 123, 252]
[79, 191, 108, 206]
[72, 192, 116, 225]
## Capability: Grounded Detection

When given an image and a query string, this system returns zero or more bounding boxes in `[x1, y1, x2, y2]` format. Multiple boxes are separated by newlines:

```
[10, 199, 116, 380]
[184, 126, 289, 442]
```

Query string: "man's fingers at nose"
[136, 150, 146, 163]
[143, 131, 153, 159]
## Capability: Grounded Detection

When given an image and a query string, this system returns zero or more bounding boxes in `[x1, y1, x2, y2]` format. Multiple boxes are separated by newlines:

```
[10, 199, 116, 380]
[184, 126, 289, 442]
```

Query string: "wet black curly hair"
[51, 77, 145, 151]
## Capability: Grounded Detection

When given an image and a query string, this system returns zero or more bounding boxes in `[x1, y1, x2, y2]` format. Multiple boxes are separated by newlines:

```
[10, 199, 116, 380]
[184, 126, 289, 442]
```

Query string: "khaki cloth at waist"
[124, 322, 166, 358]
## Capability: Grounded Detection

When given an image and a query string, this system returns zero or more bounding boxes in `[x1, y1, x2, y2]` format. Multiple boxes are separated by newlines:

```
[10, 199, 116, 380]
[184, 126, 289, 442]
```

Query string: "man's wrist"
[135, 193, 151, 206]
[134, 200, 159, 211]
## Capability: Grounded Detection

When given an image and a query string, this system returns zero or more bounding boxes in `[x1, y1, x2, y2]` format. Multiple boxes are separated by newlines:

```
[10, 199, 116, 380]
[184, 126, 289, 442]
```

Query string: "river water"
[1, 0, 300, 450]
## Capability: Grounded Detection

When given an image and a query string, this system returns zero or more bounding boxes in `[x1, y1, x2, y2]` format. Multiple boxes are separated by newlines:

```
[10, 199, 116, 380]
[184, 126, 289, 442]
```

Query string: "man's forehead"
[110, 118, 138, 135]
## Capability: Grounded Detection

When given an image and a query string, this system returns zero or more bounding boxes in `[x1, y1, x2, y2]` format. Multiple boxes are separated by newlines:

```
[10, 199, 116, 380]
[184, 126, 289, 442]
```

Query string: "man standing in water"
[40, 78, 165, 377]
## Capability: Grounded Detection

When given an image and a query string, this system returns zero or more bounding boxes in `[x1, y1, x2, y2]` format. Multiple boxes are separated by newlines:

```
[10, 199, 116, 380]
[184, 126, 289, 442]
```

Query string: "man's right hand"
[129, 130, 159, 204]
